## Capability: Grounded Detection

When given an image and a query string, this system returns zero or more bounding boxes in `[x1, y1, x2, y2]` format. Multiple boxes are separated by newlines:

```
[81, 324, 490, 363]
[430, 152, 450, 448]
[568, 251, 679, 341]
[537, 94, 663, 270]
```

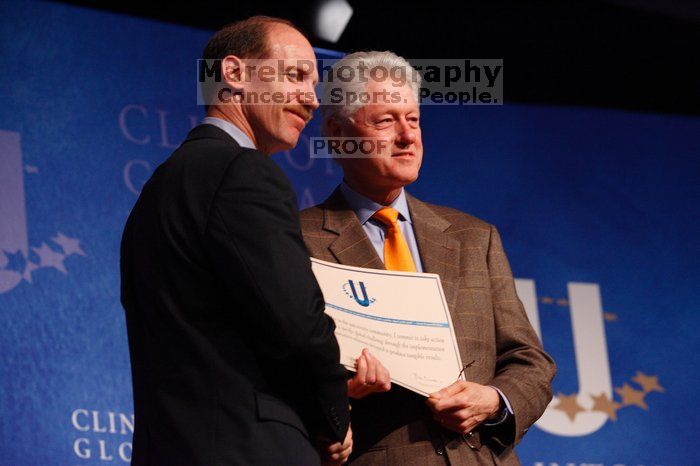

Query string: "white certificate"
[310, 258, 464, 396]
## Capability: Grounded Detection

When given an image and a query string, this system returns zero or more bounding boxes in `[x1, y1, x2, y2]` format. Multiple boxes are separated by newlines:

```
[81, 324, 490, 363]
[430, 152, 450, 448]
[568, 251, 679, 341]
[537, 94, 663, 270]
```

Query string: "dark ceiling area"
[58, 0, 699, 115]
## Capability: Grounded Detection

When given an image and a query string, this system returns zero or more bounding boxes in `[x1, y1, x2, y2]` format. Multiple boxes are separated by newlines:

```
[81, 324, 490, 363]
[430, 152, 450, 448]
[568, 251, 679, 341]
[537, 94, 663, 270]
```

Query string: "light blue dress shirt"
[338, 181, 513, 426]
[339, 182, 424, 273]
[201, 116, 256, 149]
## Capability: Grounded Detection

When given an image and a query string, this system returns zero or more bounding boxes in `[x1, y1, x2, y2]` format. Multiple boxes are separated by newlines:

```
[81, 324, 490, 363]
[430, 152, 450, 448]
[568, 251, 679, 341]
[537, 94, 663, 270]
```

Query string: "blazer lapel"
[322, 188, 385, 269]
[406, 194, 461, 314]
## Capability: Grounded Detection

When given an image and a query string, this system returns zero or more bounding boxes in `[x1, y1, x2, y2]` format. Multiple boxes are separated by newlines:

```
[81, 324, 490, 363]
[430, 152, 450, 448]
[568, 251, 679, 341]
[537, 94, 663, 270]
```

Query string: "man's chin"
[395, 172, 419, 186]
[285, 134, 301, 150]
[270, 136, 300, 154]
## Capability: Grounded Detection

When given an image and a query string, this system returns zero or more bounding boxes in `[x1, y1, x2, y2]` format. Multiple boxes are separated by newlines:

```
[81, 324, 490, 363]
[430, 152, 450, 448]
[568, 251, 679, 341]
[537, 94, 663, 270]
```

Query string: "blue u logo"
[348, 280, 370, 307]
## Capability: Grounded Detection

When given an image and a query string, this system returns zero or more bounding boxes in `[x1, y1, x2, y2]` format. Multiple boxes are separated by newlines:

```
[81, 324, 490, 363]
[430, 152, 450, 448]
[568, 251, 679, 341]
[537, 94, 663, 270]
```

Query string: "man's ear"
[221, 55, 246, 92]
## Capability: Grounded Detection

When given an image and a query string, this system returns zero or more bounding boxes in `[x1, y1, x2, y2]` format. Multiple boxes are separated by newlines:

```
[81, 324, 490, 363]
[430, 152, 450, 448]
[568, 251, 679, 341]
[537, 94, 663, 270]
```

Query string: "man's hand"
[425, 381, 501, 434]
[347, 348, 391, 399]
[321, 424, 353, 465]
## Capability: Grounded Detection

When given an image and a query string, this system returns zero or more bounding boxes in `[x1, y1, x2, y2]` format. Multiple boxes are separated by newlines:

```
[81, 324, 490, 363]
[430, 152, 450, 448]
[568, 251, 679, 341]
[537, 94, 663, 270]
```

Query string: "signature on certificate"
[411, 372, 442, 386]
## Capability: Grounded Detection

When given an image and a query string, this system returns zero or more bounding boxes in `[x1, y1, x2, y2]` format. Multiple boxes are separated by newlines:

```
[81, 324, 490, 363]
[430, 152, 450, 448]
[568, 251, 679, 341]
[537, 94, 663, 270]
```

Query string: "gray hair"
[319, 50, 422, 123]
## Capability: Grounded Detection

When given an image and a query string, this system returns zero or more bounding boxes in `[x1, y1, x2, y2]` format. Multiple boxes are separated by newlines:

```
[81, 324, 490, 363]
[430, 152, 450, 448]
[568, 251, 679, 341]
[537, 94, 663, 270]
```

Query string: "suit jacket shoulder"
[416, 200, 491, 229]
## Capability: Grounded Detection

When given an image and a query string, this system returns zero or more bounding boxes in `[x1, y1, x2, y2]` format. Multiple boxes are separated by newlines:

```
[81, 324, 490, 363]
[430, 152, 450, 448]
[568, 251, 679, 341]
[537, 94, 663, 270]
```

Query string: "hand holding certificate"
[310, 258, 464, 396]
[346, 348, 392, 399]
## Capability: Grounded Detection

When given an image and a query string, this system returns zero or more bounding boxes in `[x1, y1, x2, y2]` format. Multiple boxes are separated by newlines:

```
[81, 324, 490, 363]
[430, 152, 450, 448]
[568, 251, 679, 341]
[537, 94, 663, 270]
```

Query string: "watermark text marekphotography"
[198, 58, 502, 106]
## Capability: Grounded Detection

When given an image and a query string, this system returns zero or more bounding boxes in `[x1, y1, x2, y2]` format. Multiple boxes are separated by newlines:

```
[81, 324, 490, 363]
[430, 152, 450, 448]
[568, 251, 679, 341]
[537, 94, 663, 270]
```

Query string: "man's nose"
[300, 82, 320, 110]
[396, 119, 416, 145]
[308, 91, 320, 111]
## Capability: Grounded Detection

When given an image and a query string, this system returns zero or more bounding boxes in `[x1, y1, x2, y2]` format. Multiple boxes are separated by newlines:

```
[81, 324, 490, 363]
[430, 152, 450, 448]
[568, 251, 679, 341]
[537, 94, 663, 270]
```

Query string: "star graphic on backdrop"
[553, 393, 586, 421]
[23, 260, 39, 283]
[24, 165, 39, 174]
[590, 392, 622, 421]
[540, 296, 553, 304]
[604, 312, 618, 322]
[32, 243, 67, 274]
[52, 232, 86, 257]
[632, 372, 664, 394]
[615, 383, 648, 410]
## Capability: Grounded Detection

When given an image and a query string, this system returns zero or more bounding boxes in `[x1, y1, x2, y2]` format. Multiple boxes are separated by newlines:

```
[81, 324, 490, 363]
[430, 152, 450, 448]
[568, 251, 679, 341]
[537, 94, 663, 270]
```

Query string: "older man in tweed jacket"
[300, 51, 555, 465]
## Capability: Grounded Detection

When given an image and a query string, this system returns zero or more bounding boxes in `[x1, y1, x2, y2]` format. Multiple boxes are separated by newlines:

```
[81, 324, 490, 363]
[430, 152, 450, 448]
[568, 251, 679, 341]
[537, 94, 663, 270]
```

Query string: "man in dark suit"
[120, 17, 351, 465]
[300, 51, 556, 465]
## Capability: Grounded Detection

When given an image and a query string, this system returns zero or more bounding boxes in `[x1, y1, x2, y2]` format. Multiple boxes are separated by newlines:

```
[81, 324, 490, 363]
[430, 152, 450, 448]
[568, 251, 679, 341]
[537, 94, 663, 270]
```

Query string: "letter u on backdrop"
[515, 279, 613, 436]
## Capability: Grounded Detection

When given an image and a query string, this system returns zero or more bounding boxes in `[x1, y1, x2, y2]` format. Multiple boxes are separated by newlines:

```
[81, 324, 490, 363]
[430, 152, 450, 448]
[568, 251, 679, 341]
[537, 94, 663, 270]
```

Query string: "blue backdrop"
[1, 1, 699, 464]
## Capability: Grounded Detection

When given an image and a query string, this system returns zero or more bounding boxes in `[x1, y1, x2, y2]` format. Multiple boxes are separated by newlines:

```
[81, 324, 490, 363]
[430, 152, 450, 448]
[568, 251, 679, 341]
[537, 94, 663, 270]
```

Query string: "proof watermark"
[310, 137, 398, 158]
[198, 58, 503, 106]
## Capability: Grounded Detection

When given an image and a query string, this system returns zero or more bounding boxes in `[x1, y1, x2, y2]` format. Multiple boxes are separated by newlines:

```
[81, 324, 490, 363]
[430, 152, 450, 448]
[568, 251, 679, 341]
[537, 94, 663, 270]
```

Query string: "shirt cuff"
[482, 386, 513, 426]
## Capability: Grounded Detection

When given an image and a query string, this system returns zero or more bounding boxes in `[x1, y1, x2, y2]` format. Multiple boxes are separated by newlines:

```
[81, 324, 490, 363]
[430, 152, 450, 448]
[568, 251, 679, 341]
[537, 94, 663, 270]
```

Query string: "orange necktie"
[372, 207, 417, 272]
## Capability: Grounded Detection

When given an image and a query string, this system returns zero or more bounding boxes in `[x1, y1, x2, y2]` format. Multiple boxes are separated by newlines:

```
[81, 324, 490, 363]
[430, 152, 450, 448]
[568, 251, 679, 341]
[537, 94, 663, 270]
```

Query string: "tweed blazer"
[300, 188, 556, 465]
